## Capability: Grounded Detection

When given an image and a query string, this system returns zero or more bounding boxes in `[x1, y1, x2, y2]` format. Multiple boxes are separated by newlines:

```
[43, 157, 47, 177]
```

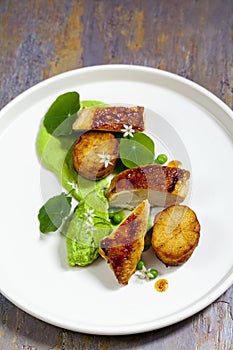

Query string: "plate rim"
[0, 64, 233, 335]
[1, 64, 233, 116]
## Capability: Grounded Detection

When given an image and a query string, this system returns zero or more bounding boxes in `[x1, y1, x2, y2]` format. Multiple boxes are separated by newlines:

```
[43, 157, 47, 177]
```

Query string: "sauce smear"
[155, 278, 168, 292]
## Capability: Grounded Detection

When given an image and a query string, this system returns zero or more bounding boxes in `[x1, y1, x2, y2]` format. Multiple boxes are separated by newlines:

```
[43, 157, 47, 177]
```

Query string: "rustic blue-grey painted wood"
[0, 1, 233, 349]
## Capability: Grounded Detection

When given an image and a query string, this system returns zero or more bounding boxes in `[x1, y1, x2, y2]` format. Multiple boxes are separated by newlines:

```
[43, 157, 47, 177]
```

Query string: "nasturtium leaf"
[119, 133, 155, 168]
[43, 91, 80, 136]
[38, 193, 72, 233]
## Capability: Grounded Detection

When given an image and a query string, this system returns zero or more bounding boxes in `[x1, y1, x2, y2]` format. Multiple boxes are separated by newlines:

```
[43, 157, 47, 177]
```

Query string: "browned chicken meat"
[72, 106, 145, 132]
[105, 164, 190, 209]
[99, 199, 150, 285]
[73, 131, 119, 180]
[151, 205, 200, 265]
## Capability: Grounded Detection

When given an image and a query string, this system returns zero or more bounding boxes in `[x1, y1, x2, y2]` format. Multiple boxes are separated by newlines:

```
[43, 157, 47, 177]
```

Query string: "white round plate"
[0, 65, 233, 335]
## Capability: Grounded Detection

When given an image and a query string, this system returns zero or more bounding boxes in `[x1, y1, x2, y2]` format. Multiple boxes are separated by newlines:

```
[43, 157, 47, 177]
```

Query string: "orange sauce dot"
[167, 160, 182, 168]
[155, 278, 168, 292]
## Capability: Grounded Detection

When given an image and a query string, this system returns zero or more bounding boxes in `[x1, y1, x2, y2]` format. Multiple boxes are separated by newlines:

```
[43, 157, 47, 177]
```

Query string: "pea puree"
[36, 100, 111, 266]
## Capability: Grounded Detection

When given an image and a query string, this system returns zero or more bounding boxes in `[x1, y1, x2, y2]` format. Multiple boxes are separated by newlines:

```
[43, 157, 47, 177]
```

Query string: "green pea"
[148, 269, 158, 279]
[111, 212, 124, 225]
[108, 211, 115, 219]
[156, 154, 168, 165]
[137, 259, 145, 270]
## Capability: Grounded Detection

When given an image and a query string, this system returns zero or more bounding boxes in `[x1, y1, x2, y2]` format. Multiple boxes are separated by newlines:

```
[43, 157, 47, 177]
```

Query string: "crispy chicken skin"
[99, 199, 150, 285]
[152, 205, 200, 266]
[72, 106, 145, 132]
[105, 165, 190, 209]
[73, 131, 119, 181]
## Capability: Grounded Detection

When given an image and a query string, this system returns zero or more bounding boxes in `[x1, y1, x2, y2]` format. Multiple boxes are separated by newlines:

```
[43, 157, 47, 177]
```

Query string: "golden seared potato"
[151, 205, 200, 266]
[73, 131, 119, 181]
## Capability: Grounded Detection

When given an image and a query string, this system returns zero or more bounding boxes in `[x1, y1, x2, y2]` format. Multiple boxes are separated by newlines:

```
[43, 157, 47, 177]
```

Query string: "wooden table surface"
[1, 1, 233, 349]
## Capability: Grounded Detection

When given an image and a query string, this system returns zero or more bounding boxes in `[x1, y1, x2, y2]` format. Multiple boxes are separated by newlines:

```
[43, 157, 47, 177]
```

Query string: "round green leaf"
[119, 133, 155, 168]
[43, 91, 80, 136]
[38, 193, 72, 233]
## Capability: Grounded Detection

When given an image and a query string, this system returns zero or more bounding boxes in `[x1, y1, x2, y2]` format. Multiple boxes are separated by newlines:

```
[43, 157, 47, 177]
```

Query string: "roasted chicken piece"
[99, 199, 150, 285]
[72, 106, 145, 132]
[73, 131, 119, 180]
[105, 164, 190, 209]
[152, 205, 200, 265]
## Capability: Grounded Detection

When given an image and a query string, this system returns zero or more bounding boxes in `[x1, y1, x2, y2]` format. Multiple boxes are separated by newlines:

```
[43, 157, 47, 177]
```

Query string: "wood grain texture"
[0, 0, 233, 349]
